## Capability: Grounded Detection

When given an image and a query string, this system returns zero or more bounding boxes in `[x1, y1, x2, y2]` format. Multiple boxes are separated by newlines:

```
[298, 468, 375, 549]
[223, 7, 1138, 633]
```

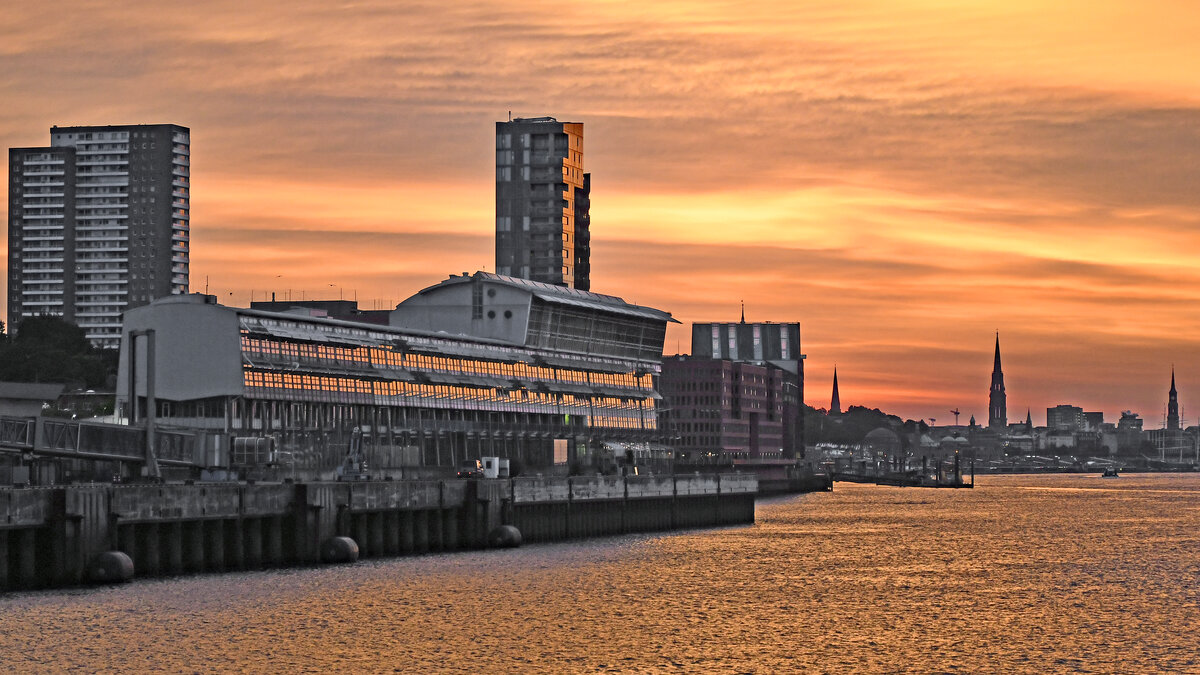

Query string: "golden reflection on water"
[1, 474, 1197, 673]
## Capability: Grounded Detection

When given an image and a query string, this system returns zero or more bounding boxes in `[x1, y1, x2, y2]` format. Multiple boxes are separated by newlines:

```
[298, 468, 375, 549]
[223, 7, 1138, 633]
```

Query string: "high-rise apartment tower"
[495, 117, 590, 290]
[8, 124, 190, 348]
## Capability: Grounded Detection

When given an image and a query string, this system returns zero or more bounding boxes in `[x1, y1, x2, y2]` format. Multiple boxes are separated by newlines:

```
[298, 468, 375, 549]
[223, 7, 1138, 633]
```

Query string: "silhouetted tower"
[989, 334, 1007, 430]
[830, 368, 842, 415]
[1025, 409, 1033, 434]
[1167, 369, 1180, 431]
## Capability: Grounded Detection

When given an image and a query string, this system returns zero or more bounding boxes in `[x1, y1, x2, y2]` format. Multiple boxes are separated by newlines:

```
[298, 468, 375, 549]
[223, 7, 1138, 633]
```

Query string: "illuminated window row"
[240, 333, 652, 391]
[242, 370, 653, 421]
[592, 415, 657, 430]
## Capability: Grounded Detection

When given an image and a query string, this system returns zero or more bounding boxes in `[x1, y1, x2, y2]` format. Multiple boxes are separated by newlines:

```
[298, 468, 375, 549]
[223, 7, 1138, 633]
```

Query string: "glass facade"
[238, 316, 658, 433]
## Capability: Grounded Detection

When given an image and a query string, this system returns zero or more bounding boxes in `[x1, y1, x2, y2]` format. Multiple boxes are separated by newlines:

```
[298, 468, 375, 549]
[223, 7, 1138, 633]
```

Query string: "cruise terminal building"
[116, 272, 676, 480]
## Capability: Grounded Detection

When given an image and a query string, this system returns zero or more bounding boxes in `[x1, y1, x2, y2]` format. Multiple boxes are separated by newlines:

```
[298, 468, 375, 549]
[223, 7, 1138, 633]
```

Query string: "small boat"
[1101, 467, 1120, 478]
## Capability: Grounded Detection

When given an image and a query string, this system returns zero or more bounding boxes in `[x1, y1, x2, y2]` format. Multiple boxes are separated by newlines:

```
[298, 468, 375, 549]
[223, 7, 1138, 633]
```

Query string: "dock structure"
[0, 473, 756, 592]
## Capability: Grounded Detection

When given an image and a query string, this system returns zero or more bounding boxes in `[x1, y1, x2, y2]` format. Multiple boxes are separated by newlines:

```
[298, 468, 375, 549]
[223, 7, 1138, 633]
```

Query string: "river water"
[1, 473, 1197, 673]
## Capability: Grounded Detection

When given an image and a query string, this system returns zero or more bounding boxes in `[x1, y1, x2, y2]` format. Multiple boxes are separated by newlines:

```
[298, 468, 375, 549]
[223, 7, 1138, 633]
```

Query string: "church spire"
[1167, 367, 1180, 431]
[989, 333, 1007, 430]
[830, 367, 842, 415]
[740, 300, 745, 324]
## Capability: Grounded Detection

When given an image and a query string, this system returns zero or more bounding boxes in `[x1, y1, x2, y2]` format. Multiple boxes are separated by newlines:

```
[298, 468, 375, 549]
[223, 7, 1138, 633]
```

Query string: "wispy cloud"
[3, 1, 1199, 422]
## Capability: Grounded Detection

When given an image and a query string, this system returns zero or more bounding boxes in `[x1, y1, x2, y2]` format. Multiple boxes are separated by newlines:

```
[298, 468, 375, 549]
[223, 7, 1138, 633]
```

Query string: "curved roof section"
[863, 427, 901, 449]
[417, 272, 678, 323]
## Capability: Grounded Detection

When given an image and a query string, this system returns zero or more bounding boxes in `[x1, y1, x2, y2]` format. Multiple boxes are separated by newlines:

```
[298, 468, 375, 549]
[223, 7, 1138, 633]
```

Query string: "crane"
[950, 408, 961, 425]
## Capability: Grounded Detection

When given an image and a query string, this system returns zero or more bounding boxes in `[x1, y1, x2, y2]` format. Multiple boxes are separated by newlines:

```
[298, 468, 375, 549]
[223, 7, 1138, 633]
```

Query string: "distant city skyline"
[2, 2, 1199, 421]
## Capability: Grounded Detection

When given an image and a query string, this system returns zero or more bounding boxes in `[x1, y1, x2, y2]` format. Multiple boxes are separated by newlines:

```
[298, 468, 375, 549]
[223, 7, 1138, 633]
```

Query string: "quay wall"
[0, 474, 756, 592]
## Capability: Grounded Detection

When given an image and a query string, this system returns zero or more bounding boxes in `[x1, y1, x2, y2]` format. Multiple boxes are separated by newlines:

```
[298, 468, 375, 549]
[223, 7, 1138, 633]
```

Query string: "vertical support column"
[118, 523, 137, 559]
[165, 522, 184, 575]
[264, 516, 283, 566]
[226, 519, 245, 570]
[429, 510, 444, 551]
[140, 524, 161, 577]
[400, 511, 415, 554]
[369, 513, 384, 558]
[354, 514, 370, 558]
[0, 530, 9, 591]
[413, 511, 429, 553]
[207, 520, 226, 572]
[245, 518, 263, 569]
[127, 334, 138, 425]
[671, 478, 679, 530]
[144, 329, 159, 480]
[442, 509, 458, 551]
[185, 521, 206, 574]
[383, 512, 400, 555]
[49, 490, 72, 587]
[15, 529, 38, 588]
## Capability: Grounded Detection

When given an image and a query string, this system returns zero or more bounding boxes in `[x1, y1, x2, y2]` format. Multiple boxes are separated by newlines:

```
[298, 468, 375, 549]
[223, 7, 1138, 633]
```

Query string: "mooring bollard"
[89, 551, 135, 584]
[487, 525, 522, 548]
[320, 536, 359, 564]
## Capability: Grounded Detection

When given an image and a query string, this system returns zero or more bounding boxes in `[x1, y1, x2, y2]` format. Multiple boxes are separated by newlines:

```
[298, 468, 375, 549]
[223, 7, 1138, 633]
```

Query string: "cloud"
[3, 0, 1200, 421]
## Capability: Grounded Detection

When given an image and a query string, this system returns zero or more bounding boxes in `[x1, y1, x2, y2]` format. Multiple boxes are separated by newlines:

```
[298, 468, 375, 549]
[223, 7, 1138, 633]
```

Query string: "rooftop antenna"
[740, 300, 745, 324]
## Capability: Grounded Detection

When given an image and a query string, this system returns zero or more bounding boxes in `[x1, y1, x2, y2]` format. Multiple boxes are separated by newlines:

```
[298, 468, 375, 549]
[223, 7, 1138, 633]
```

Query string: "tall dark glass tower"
[1167, 369, 1180, 431]
[494, 117, 590, 290]
[989, 334, 1007, 430]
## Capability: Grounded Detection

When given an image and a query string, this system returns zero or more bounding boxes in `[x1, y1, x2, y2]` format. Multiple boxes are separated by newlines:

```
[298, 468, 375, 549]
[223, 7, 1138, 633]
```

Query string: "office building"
[659, 356, 787, 460]
[117, 277, 674, 478]
[8, 124, 190, 348]
[494, 117, 590, 290]
[687, 320, 804, 457]
[1047, 404, 1084, 432]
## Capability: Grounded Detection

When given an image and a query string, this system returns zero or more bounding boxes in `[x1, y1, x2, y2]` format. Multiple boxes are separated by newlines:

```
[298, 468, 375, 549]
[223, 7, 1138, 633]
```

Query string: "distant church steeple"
[989, 333, 1007, 430]
[1168, 368, 1180, 431]
[1025, 409, 1033, 433]
[830, 367, 842, 415]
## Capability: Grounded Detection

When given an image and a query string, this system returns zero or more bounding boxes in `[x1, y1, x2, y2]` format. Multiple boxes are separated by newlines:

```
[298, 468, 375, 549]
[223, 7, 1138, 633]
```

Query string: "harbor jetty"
[0, 473, 756, 592]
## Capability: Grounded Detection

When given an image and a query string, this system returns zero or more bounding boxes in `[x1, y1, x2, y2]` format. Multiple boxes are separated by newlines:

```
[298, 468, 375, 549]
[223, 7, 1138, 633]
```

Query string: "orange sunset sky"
[3, 1, 1199, 425]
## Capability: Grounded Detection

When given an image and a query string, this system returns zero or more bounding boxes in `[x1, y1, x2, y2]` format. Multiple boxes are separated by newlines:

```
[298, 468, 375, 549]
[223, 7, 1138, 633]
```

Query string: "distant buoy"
[89, 551, 135, 583]
[487, 525, 523, 548]
[320, 536, 360, 563]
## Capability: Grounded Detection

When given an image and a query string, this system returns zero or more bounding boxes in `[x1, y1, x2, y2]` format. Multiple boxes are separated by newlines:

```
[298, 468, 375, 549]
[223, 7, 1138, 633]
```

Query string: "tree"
[0, 316, 111, 389]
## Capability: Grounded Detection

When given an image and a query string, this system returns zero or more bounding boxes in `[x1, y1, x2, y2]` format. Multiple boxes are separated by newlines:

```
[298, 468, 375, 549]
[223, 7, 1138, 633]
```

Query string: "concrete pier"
[0, 473, 757, 592]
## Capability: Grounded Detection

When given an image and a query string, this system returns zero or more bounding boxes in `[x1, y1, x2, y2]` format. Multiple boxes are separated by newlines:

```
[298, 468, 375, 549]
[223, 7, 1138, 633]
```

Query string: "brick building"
[659, 356, 787, 460]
